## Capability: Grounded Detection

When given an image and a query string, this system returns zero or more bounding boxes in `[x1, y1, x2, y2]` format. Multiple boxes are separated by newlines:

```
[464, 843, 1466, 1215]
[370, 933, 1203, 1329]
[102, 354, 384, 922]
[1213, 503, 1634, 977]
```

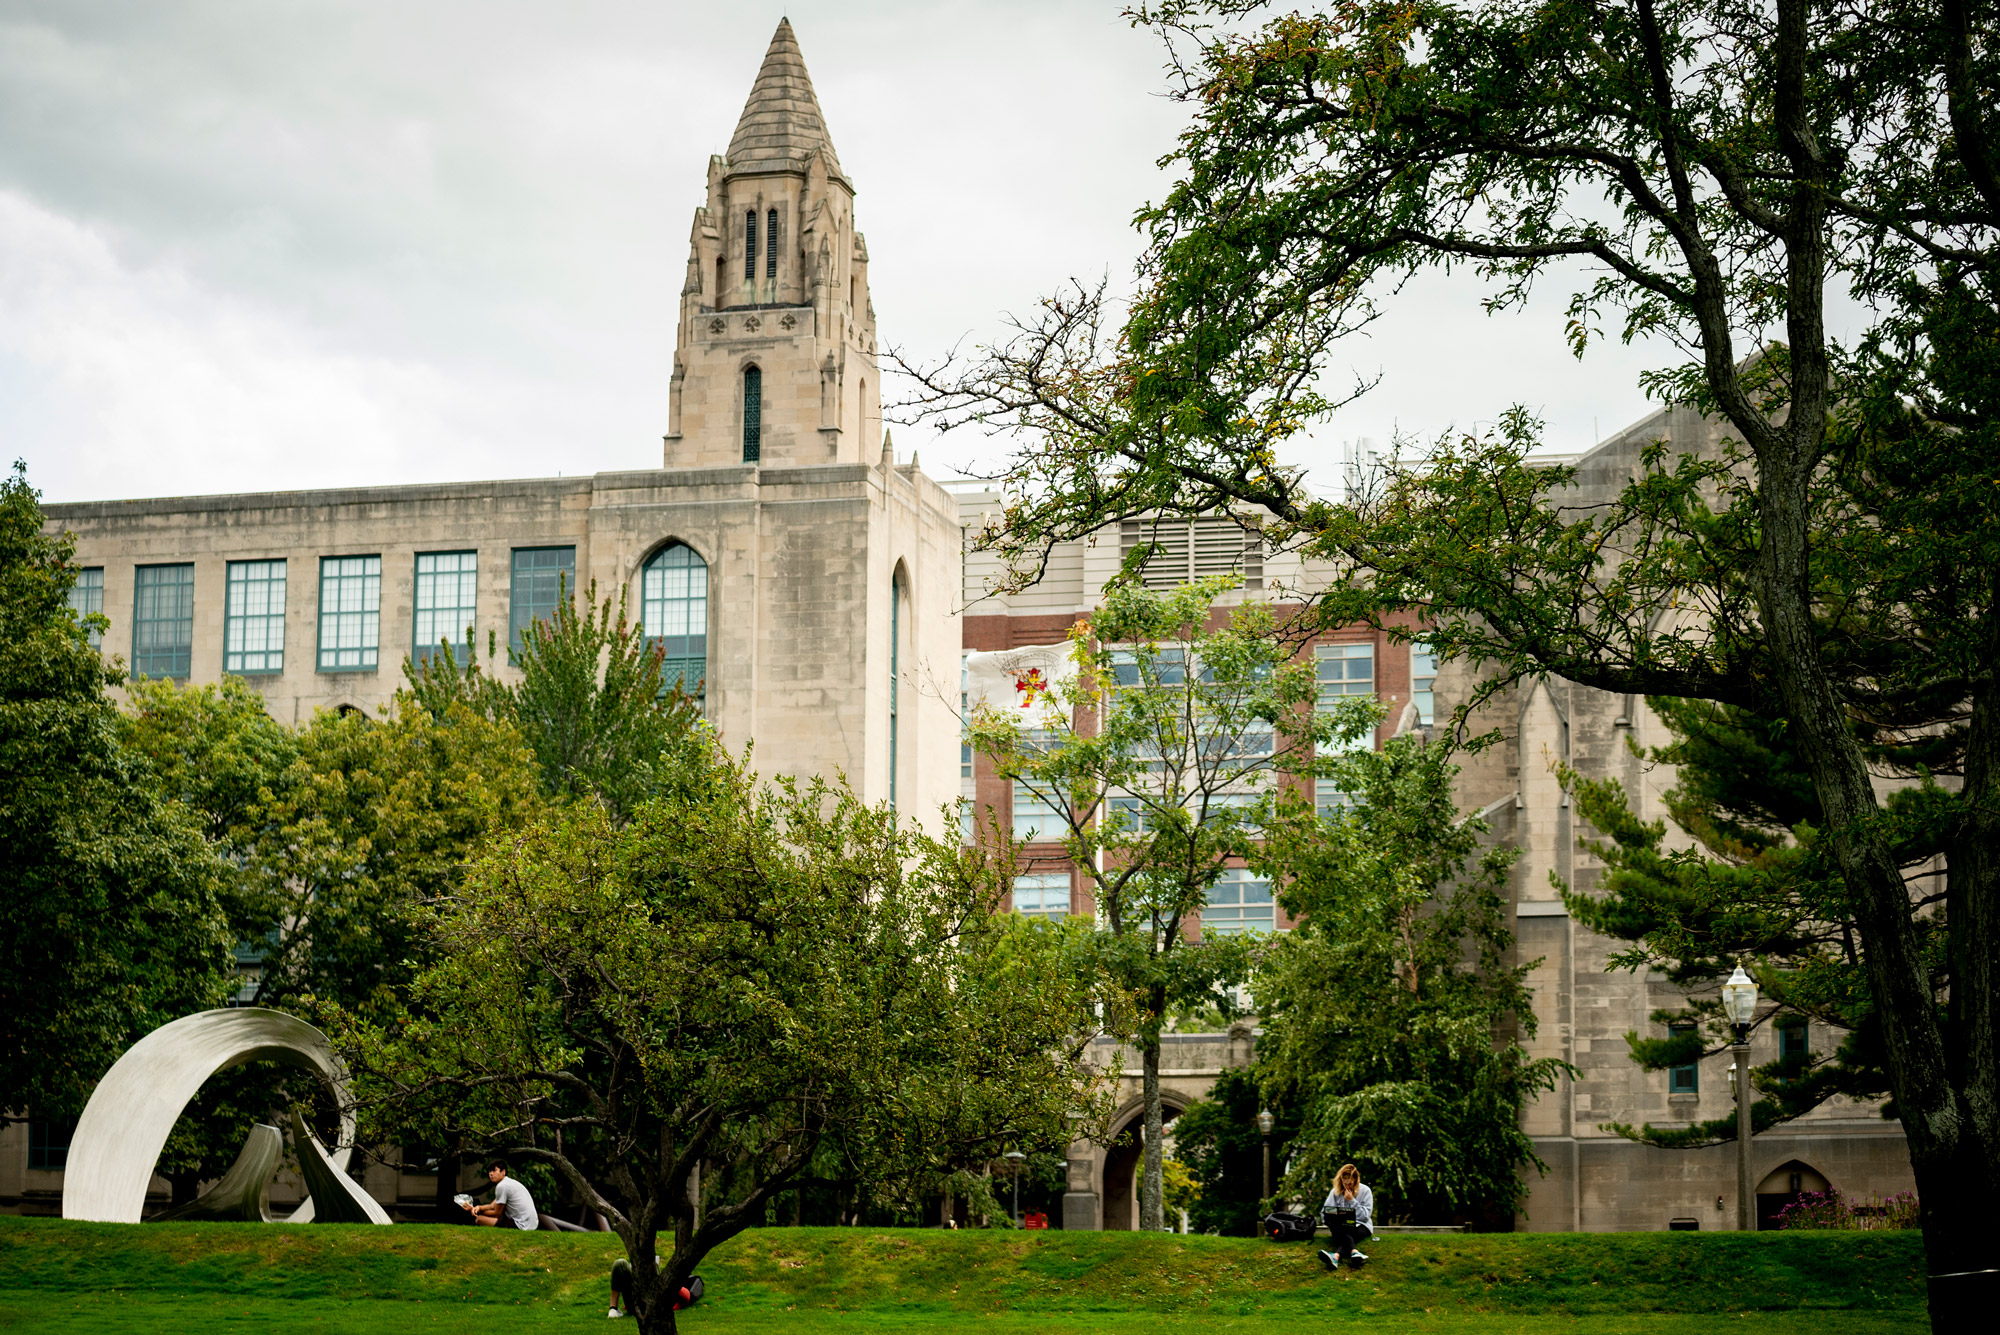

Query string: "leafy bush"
[1777, 1189, 1921, 1231]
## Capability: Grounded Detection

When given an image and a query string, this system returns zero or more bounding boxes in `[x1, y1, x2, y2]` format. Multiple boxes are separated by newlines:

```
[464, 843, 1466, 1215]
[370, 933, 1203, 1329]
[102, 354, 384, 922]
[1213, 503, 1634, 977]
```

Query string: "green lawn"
[0, 1217, 1929, 1333]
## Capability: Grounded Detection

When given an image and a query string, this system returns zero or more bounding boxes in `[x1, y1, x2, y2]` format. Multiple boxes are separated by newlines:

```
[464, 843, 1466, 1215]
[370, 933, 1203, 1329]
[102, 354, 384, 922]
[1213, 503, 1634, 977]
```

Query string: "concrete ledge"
[1375, 1224, 1469, 1234]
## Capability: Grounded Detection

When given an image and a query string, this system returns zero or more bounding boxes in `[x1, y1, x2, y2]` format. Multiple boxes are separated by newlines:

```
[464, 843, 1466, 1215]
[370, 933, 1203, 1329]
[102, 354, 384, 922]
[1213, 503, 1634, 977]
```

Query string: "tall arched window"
[743, 210, 757, 280]
[765, 209, 779, 280]
[742, 365, 762, 462]
[642, 544, 708, 697]
[888, 576, 902, 805]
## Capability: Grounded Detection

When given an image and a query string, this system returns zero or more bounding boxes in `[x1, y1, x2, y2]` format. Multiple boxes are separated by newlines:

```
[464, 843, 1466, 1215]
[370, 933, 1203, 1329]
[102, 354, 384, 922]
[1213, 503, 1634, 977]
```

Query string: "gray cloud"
[2, 0, 1686, 504]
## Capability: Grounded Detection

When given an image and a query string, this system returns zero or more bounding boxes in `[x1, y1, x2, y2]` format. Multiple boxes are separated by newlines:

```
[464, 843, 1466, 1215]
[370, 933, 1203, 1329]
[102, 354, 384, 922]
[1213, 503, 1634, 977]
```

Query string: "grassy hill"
[0, 1217, 1928, 1333]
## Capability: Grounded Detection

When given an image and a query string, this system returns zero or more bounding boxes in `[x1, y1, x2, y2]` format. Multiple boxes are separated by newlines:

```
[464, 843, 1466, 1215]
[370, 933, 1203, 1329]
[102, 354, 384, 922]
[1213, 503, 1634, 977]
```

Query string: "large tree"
[342, 737, 1108, 1335]
[900, 2, 1999, 1318]
[967, 579, 1369, 1231]
[1255, 733, 1570, 1224]
[0, 464, 234, 1123]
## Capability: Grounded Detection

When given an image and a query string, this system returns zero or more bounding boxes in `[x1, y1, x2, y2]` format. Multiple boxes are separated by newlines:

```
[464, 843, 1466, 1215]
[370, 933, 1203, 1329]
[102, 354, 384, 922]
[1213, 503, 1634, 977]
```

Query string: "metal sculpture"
[287, 1107, 392, 1224]
[61, 1007, 389, 1225]
[151, 1122, 283, 1223]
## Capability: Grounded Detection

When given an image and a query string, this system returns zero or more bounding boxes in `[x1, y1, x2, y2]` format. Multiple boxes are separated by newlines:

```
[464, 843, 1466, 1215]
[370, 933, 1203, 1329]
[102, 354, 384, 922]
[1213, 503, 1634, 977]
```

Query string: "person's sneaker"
[1348, 1250, 1368, 1268]
[607, 1308, 621, 1318]
[1317, 1249, 1337, 1272]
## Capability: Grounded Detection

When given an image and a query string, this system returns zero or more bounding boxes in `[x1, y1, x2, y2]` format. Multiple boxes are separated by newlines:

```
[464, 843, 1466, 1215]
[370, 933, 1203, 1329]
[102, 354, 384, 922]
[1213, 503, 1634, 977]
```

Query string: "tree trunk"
[432, 1137, 460, 1223]
[1138, 1027, 1164, 1232]
[1929, 572, 2000, 1327]
[1747, 421, 1999, 1332]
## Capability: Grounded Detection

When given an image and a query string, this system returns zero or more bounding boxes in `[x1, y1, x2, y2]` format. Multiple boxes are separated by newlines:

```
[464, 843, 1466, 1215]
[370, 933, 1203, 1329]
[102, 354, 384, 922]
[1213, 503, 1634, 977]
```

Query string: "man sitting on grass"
[460, 1158, 538, 1230]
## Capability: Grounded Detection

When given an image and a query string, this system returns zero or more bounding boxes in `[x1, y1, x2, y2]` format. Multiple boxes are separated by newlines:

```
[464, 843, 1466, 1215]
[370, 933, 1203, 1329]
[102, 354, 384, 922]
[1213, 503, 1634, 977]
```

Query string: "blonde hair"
[1335, 1163, 1361, 1199]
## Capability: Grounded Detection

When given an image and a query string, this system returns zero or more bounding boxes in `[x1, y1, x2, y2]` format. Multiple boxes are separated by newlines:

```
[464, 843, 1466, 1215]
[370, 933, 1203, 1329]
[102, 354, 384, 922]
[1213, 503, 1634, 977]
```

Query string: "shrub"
[1777, 1189, 1921, 1231]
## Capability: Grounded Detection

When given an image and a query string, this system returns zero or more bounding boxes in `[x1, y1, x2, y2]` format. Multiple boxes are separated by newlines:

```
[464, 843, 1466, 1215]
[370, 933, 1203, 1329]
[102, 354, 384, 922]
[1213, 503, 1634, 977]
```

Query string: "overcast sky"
[3, 0, 1678, 505]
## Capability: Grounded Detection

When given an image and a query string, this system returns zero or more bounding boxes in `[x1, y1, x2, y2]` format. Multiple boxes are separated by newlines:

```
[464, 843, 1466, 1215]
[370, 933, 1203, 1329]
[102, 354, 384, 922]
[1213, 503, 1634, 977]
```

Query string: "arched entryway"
[1756, 1159, 1832, 1230]
[1100, 1098, 1189, 1231]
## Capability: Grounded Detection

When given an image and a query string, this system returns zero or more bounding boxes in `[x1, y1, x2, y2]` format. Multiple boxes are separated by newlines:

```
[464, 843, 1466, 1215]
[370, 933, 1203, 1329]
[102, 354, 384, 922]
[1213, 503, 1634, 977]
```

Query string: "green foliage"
[342, 735, 1109, 1334]
[405, 581, 701, 824]
[1160, 1156, 1201, 1226]
[1170, 1066, 1302, 1235]
[0, 463, 234, 1121]
[109, 674, 541, 1193]
[967, 579, 1373, 1232]
[1560, 698, 1913, 1149]
[1254, 735, 1567, 1222]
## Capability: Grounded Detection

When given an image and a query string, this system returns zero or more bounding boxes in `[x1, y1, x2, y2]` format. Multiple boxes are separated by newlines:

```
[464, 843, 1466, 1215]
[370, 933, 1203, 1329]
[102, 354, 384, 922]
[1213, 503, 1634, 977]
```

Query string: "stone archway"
[1100, 1097, 1190, 1231]
[61, 1008, 388, 1225]
[1755, 1158, 1832, 1231]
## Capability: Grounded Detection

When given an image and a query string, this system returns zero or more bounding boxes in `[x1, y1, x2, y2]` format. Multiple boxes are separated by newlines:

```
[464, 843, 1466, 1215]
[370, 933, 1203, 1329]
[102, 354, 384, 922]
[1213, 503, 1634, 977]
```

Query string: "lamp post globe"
[1722, 964, 1759, 1039]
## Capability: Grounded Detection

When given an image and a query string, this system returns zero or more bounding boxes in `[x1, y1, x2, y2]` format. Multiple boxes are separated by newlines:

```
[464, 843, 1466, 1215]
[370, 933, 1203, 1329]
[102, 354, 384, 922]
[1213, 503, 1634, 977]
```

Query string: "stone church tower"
[667, 20, 880, 467]
[37, 18, 964, 839]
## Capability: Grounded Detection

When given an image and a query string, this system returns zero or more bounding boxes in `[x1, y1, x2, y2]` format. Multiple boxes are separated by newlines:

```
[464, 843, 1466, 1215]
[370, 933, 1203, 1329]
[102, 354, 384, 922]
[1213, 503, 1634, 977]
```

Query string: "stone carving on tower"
[665, 19, 880, 468]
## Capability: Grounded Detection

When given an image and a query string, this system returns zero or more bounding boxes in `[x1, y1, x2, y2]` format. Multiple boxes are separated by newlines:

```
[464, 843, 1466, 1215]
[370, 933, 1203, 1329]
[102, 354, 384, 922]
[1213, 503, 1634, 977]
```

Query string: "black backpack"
[1261, 1210, 1316, 1241]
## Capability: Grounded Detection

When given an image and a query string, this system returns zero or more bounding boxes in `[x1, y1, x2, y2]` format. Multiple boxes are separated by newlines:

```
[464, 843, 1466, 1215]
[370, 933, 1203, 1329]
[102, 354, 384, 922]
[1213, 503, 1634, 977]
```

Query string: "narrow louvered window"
[742, 365, 762, 462]
[766, 209, 779, 280]
[744, 211, 757, 280]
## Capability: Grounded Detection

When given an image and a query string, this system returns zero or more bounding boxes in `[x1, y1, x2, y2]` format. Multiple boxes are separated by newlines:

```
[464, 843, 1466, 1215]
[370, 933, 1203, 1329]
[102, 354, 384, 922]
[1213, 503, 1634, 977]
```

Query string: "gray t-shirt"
[492, 1176, 538, 1230]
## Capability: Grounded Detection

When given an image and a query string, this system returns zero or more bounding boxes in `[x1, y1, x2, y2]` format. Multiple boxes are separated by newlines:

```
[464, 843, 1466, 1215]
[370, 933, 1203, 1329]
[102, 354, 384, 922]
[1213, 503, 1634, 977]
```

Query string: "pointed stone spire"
[727, 19, 845, 182]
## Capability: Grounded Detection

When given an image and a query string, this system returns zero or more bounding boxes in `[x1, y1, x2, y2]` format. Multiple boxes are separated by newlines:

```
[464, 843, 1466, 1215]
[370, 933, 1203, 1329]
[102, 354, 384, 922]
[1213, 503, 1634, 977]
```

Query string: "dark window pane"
[132, 563, 194, 679]
[29, 1116, 76, 1171]
[1668, 1022, 1699, 1093]
[742, 366, 762, 462]
[509, 547, 575, 658]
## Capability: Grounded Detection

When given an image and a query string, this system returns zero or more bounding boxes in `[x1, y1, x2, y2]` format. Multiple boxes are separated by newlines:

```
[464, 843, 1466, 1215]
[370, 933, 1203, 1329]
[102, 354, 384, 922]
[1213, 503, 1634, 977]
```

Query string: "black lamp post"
[1004, 1150, 1027, 1227]
[1721, 964, 1760, 1231]
[1256, 1109, 1275, 1202]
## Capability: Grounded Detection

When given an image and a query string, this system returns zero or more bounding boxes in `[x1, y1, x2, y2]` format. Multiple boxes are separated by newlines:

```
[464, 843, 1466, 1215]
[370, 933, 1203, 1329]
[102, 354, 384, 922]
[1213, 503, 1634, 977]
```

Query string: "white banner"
[964, 642, 1078, 726]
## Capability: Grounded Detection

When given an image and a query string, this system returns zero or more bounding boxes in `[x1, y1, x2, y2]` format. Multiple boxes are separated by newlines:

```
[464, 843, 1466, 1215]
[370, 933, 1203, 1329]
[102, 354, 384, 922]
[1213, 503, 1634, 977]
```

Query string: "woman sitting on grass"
[1317, 1163, 1373, 1272]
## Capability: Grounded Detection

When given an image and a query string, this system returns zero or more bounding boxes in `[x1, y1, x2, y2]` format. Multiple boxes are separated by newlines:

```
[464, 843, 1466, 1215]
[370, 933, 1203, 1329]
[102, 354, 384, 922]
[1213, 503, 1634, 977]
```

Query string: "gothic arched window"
[642, 544, 708, 697]
[744, 210, 757, 280]
[766, 209, 779, 280]
[742, 365, 762, 462]
[889, 574, 905, 805]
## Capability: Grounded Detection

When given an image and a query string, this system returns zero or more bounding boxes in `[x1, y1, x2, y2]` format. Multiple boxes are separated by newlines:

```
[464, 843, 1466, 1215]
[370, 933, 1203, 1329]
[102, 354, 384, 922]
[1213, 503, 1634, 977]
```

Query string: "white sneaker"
[607, 1308, 621, 1318]
[1348, 1250, 1368, 1267]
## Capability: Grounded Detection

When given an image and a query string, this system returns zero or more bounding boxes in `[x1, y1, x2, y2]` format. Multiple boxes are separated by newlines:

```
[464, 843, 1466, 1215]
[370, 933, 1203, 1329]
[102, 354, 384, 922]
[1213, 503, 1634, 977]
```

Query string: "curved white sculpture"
[61, 1007, 384, 1225]
[152, 1123, 283, 1223]
[287, 1107, 392, 1224]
